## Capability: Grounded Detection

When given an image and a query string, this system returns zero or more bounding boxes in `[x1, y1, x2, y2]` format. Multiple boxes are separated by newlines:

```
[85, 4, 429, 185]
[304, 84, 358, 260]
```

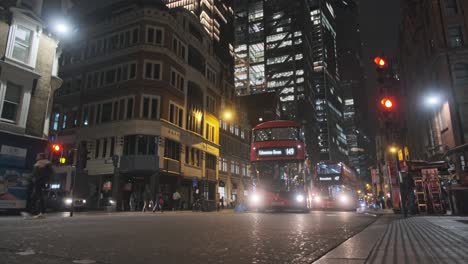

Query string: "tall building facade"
[399, 0, 468, 212]
[164, 0, 235, 68]
[0, 1, 63, 209]
[52, 1, 250, 210]
[233, 0, 347, 163]
[335, 0, 373, 179]
[164, 0, 251, 205]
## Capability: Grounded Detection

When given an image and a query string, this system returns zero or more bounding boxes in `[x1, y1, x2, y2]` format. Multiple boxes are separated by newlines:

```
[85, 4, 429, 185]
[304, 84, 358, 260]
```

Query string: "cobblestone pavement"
[0, 211, 376, 264]
[367, 216, 468, 264]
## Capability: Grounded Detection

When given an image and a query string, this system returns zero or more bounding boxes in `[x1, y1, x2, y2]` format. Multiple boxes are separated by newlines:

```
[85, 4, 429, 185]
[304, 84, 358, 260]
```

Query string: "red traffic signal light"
[374, 56, 387, 68]
[380, 97, 395, 110]
[52, 144, 61, 152]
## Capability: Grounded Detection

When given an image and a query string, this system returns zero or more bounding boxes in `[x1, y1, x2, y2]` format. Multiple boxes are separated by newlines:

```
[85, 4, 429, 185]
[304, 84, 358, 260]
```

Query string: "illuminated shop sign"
[257, 147, 296, 157]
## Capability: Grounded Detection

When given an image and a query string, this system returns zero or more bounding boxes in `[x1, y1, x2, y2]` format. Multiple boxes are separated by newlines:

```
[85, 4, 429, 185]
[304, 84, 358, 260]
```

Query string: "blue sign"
[192, 176, 198, 187]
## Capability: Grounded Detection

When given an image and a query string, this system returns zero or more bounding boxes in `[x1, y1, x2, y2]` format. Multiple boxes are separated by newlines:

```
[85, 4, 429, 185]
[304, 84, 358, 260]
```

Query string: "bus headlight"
[339, 195, 349, 204]
[251, 193, 261, 204]
[64, 198, 73, 205]
[314, 196, 321, 203]
[296, 194, 305, 202]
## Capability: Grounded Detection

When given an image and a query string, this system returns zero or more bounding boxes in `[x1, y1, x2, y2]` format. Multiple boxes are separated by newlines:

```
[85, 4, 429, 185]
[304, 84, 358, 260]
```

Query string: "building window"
[185, 147, 201, 167]
[52, 113, 60, 131]
[11, 25, 33, 64]
[126, 98, 134, 119]
[123, 135, 156, 155]
[102, 138, 108, 158]
[448, 25, 464, 47]
[146, 26, 164, 45]
[446, 0, 458, 15]
[101, 102, 113, 123]
[205, 123, 215, 142]
[454, 63, 468, 85]
[169, 103, 183, 127]
[110, 137, 115, 157]
[172, 36, 187, 60]
[144, 61, 162, 80]
[1, 82, 22, 123]
[206, 96, 216, 114]
[206, 67, 216, 84]
[164, 139, 180, 161]
[205, 153, 217, 170]
[170, 68, 185, 91]
[141, 95, 159, 120]
[95, 139, 100, 159]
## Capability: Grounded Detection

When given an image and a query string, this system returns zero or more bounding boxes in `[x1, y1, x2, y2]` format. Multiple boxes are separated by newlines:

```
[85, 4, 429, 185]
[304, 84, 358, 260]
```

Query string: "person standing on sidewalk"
[24, 153, 53, 218]
[172, 190, 181, 211]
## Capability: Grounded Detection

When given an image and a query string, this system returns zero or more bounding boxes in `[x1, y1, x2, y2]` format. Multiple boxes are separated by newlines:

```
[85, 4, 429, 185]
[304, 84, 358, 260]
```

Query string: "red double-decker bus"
[311, 162, 360, 210]
[249, 120, 308, 212]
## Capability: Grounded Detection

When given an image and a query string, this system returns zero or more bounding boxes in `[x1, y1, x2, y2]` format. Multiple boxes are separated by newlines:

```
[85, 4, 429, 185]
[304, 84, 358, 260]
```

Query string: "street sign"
[192, 176, 198, 187]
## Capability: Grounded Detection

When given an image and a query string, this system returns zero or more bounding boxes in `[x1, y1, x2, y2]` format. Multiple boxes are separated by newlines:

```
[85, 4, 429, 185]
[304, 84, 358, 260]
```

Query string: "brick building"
[0, 1, 63, 210]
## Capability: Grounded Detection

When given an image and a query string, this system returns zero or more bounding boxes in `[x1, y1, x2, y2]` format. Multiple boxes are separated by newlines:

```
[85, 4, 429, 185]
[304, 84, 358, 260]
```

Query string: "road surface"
[0, 211, 377, 264]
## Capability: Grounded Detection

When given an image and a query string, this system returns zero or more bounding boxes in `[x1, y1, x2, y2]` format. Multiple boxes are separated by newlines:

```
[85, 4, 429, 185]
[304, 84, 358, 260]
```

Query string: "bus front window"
[253, 127, 299, 142]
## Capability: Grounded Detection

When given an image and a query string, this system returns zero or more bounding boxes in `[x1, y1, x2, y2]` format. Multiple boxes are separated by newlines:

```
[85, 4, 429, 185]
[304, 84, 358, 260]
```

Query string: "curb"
[313, 214, 399, 264]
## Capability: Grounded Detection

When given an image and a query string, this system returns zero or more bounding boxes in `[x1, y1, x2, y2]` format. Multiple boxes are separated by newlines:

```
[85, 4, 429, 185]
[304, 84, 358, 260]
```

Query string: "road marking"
[326, 214, 338, 216]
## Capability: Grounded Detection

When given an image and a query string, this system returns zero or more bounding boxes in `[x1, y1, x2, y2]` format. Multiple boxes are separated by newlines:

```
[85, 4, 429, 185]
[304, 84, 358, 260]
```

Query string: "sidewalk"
[314, 215, 468, 264]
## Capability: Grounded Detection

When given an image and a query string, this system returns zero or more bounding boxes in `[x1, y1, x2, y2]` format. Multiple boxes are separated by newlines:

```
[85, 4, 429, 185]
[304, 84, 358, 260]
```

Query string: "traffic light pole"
[69, 147, 78, 217]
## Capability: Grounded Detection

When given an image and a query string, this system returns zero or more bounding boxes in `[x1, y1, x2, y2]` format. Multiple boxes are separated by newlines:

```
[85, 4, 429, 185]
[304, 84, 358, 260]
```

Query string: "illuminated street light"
[389, 146, 398, 153]
[55, 22, 69, 34]
[426, 95, 441, 106]
[222, 110, 233, 120]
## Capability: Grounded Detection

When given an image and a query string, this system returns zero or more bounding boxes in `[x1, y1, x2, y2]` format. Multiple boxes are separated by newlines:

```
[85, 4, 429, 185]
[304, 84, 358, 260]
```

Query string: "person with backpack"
[23, 153, 53, 218]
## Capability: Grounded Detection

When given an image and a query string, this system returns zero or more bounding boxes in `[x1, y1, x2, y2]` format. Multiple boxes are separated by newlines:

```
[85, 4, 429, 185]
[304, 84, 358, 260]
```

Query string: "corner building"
[52, 2, 236, 210]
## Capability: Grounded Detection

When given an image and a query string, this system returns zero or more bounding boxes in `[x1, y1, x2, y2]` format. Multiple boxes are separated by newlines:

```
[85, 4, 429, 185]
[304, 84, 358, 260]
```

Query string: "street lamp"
[426, 96, 441, 106]
[222, 110, 233, 121]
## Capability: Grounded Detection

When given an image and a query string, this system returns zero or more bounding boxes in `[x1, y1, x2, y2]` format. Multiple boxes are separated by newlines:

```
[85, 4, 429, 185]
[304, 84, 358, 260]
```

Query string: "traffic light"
[52, 144, 61, 153]
[50, 143, 63, 165]
[374, 56, 387, 69]
[380, 97, 395, 111]
[59, 157, 67, 164]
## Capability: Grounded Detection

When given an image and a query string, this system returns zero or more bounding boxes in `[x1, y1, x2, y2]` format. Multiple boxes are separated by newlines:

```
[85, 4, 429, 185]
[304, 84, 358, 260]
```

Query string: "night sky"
[359, 0, 402, 134]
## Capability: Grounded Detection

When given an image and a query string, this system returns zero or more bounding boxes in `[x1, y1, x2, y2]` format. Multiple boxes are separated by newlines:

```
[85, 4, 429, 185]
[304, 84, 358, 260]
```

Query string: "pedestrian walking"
[153, 195, 164, 213]
[23, 153, 53, 219]
[172, 190, 181, 211]
[220, 196, 225, 210]
[142, 185, 151, 212]
[129, 192, 136, 211]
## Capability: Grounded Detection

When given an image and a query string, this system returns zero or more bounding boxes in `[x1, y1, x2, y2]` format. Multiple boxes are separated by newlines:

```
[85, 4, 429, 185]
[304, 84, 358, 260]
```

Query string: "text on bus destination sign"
[257, 147, 296, 157]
